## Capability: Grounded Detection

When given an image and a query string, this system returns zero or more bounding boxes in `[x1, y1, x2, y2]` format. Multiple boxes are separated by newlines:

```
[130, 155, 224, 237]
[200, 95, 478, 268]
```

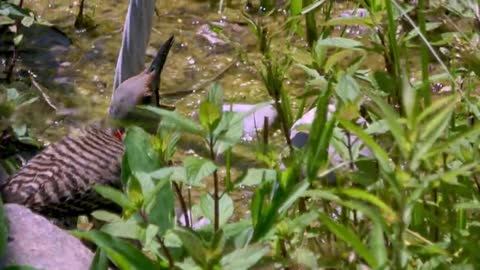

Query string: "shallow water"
[4, 0, 382, 219]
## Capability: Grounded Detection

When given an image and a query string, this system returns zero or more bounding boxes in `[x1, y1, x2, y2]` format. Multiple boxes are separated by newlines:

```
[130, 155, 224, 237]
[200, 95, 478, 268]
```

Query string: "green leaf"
[20, 16, 34, 27]
[73, 230, 163, 270]
[213, 111, 244, 154]
[13, 34, 23, 45]
[93, 185, 135, 210]
[89, 248, 109, 270]
[184, 156, 217, 186]
[199, 102, 221, 130]
[124, 127, 160, 173]
[335, 73, 360, 103]
[369, 218, 388, 268]
[318, 212, 376, 267]
[235, 168, 276, 187]
[101, 219, 141, 239]
[139, 106, 204, 136]
[278, 180, 310, 213]
[373, 71, 396, 95]
[367, 92, 410, 159]
[316, 37, 363, 49]
[199, 193, 234, 227]
[206, 82, 224, 107]
[173, 227, 208, 267]
[144, 175, 174, 235]
[220, 245, 268, 270]
[339, 188, 397, 221]
[91, 210, 122, 223]
[339, 119, 393, 174]
[127, 174, 144, 207]
[323, 16, 373, 27]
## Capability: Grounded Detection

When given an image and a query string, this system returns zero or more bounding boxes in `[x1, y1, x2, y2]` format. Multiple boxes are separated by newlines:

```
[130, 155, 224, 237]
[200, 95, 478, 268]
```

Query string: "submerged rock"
[3, 204, 94, 270]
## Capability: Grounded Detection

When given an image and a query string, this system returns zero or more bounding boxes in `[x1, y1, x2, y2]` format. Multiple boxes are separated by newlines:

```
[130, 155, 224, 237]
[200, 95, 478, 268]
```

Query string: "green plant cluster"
[3, 0, 480, 269]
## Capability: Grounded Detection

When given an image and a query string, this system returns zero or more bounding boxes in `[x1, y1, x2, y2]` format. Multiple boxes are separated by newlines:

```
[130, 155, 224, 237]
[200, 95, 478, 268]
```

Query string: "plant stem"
[173, 182, 190, 228]
[139, 211, 174, 268]
[208, 137, 220, 231]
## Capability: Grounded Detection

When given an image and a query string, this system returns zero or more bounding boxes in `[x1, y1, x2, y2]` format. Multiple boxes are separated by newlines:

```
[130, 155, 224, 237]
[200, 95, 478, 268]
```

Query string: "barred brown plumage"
[0, 36, 174, 218]
[1, 126, 124, 216]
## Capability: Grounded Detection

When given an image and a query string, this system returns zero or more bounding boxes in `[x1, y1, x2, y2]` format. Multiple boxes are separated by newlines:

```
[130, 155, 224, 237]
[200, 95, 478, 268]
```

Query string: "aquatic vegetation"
[3, 0, 480, 269]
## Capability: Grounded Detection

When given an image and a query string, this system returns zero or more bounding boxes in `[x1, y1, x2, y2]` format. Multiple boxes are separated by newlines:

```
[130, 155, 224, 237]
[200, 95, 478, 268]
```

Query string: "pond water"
[4, 0, 379, 220]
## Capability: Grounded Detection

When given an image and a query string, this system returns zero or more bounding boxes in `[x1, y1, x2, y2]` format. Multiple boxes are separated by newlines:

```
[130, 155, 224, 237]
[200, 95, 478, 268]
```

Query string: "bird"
[0, 36, 174, 218]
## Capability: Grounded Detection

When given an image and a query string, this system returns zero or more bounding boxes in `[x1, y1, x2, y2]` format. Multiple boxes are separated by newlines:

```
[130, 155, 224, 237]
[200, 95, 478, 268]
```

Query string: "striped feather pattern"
[0, 126, 124, 216]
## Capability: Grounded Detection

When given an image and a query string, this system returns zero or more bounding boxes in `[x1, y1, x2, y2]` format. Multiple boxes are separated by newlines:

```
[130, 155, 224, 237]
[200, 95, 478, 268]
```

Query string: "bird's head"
[108, 36, 174, 123]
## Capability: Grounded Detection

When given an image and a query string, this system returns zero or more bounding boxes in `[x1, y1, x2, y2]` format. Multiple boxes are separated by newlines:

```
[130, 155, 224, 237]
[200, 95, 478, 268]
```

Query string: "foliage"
[3, 0, 480, 269]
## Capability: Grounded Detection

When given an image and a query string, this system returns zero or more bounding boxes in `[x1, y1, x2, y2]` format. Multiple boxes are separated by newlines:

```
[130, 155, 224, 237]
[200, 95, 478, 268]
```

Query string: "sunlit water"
[3, 0, 381, 220]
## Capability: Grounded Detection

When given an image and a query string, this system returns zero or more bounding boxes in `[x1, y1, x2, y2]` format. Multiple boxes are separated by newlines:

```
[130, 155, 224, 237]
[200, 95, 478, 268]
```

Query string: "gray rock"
[222, 103, 278, 141]
[290, 106, 371, 161]
[4, 204, 94, 270]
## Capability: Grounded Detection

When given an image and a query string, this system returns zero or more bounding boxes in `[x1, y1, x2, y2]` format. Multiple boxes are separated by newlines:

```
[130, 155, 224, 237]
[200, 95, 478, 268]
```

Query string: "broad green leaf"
[184, 156, 217, 186]
[199, 102, 221, 130]
[91, 210, 122, 223]
[138, 106, 204, 136]
[318, 212, 376, 267]
[89, 248, 109, 270]
[220, 245, 268, 270]
[73, 230, 163, 270]
[93, 185, 135, 210]
[144, 175, 174, 235]
[373, 71, 396, 95]
[127, 174, 144, 207]
[199, 193, 234, 227]
[235, 168, 276, 187]
[173, 227, 208, 267]
[20, 16, 34, 27]
[336, 73, 361, 102]
[206, 82, 224, 108]
[214, 111, 244, 154]
[124, 127, 159, 172]
[316, 37, 363, 49]
[295, 63, 322, 79]
[101, 219, 141, 239]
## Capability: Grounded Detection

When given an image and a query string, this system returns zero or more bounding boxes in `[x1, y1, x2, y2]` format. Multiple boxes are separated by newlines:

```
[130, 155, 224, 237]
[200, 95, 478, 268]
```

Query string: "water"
[4, 0, 382, 219]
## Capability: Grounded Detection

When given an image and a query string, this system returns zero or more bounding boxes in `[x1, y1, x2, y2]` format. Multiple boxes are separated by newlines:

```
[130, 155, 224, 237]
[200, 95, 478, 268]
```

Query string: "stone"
[222, 103, 278, 141]
[3, 204, 94, 270]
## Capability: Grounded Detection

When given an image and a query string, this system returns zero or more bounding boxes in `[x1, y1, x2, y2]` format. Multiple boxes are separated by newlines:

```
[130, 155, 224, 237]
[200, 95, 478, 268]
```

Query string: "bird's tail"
[147, 35, 174, 106]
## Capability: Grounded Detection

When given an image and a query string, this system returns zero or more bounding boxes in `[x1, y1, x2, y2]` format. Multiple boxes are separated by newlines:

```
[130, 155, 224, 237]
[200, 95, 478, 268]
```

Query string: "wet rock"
[222, 103, 277, 141]
[3, 204, 94, 270]
[291, 106, 372, 158]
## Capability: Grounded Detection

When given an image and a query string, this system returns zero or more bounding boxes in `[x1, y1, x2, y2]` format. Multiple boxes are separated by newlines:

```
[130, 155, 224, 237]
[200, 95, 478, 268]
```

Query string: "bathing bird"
[0, 36, 174, 217]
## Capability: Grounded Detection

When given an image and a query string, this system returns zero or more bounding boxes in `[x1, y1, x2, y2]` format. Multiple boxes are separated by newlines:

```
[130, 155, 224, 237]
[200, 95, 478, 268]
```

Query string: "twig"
[30, 75, 59, 111]
[161, 58, 237, 98]
[173, 182, 190, 228]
